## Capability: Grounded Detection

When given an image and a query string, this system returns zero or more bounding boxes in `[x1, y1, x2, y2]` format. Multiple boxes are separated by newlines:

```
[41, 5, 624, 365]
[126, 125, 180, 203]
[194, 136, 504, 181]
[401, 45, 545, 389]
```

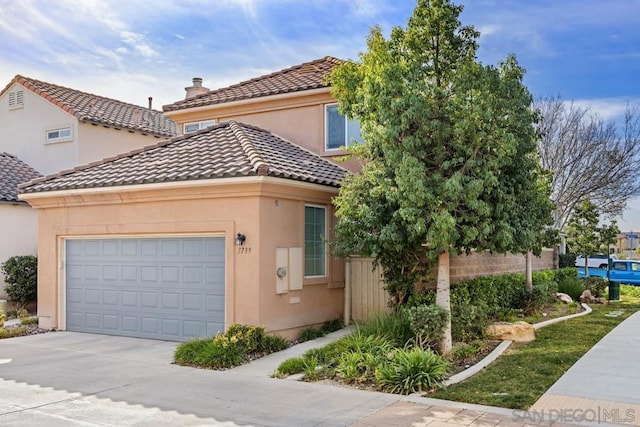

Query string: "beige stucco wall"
[165, 90, 361, 172]
[23, 177, 343, 338]
[0, 203, 38, 300]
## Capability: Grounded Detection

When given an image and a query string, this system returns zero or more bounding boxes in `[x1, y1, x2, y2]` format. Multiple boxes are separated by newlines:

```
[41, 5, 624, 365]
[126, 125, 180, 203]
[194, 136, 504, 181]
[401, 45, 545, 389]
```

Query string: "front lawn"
[431, 296, 640, 409]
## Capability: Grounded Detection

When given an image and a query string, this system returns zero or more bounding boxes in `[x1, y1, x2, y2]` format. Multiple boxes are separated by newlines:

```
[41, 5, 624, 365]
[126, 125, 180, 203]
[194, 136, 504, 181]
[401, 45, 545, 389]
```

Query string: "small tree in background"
[566, 199, 600, 274]
[599, 220, 620, 259]
[2, 255, 37, 309]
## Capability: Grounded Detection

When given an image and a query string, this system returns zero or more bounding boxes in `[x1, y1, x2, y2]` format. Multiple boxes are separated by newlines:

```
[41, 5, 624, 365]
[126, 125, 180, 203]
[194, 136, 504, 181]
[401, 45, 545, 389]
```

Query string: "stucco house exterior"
[20, 120, 347, 341]
[0, 153, 42, 300]
[0, 75, 178, 299]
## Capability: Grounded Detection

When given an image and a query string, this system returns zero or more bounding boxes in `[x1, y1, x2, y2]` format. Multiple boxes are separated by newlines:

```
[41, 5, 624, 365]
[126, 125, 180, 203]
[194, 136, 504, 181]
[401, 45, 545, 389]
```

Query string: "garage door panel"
[66, 237, 225, 341]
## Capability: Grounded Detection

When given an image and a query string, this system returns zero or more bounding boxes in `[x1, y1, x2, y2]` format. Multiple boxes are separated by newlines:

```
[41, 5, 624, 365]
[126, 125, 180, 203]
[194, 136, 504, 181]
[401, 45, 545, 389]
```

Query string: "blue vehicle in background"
[578, 259, 640, 285]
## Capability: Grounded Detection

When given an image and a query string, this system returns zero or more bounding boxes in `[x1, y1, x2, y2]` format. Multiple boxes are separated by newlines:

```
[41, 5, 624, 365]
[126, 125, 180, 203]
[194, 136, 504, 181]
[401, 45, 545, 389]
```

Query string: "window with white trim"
[304, 205, 327, 277]
[46, 127, 73, 144]
[184, 120, 216, 133]
[325, 103, 362, 151]
[8, 90, 24, 110]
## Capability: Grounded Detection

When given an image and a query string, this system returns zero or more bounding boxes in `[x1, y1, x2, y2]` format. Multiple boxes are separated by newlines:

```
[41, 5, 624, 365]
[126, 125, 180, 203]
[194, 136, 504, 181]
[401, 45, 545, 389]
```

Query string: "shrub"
[336, 331, 394, 356]
[559, 253, 577, 268]
[511, 287, 546, 315]
[0, 326, 27, 339]
[276, 357, 307, 376]
[452, 303, 488, 343]
[558, 277, 585, 301]
[0, 312, 4, 328]
[403, 304, 448, 349]
[174, 324, 288, 369]
[1, 255, 37, 307]
[298, 327, 324, 343]
[355, 310, 413, 347]
[320, 318, 343, 334]
[20, 316, 39, 325]
[621, 285, 640, 298]
[553, 267, 578, 284]
[448, 341, 486, 365]
[335, 351, 381, 383]
[581, 277, 608, 298]
[375, 347, 450, 394]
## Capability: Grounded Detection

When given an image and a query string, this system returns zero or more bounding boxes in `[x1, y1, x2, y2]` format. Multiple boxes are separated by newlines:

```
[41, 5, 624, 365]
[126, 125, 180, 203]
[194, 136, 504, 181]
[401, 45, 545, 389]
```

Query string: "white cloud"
[120, 31, 158, 57]
[572, 97, 640, 121]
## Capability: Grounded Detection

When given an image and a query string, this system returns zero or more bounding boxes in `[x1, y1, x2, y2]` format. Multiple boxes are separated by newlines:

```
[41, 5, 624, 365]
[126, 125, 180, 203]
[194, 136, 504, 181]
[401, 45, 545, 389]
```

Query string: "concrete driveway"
[0, 331, 398, 426]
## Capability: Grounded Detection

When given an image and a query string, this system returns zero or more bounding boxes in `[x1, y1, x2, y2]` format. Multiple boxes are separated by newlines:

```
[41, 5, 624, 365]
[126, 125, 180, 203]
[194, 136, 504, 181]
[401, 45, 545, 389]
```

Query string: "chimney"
[148, 97, 153, 109]
[185, 77, 209, 99]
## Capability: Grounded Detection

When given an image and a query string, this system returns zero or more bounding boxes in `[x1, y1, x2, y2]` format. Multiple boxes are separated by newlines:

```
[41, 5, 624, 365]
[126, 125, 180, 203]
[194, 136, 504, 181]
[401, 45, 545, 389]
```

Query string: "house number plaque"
[238, 247, 252, 254]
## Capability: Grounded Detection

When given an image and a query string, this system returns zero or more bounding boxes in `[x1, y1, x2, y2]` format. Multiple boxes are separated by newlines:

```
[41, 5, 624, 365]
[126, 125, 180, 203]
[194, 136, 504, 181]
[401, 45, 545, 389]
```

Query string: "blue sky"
[1, 0, 640, 228]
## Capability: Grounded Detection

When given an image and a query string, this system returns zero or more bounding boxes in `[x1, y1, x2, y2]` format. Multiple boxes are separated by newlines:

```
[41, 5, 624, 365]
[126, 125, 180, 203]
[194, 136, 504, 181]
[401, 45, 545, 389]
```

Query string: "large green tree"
[330, 0, 553, 352]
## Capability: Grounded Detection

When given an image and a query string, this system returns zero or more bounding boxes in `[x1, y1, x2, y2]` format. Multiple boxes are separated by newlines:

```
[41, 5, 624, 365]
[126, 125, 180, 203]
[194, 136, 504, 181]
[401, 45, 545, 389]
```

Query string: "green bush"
[581, 277, 608, 298]
[276, 357, 307, 376]
[621, 285, 640, 298]
[174, 324, 288, 369]
[553, 267, 578, 284]
[375, 347, 450, 394]
[448, 341, 486, 365]
[558, 277, 585, 301]
[452, 303, 488, 342]
[0, 326, 27, 339]
[1, 255, 37, 306]
[0, 312, 4, 328]
[511, 287, 546, 315]
[321, 318, 343, 334]
[355, 310, 413, 347]
[20, 316, 39, 326]
[559, 253, 577, 268]
[298, 327, 324, 343]
[403, 304, 448, 349]
[336, 351, 382, 384]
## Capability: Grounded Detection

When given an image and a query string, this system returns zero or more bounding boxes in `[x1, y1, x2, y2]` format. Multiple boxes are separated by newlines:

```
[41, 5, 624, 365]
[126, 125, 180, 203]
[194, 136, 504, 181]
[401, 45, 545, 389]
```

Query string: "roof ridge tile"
[228, 121, 270, 176]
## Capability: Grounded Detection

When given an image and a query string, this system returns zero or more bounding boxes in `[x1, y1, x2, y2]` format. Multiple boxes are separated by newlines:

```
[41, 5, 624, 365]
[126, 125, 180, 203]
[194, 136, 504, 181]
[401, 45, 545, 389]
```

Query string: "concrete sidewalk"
[532, 309, 640, 426]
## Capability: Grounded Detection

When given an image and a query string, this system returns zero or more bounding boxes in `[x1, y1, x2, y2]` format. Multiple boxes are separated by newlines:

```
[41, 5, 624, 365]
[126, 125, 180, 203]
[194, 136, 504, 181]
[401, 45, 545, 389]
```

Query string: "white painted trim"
[164, 87, 331, 117]
[19, 175, 340, 201]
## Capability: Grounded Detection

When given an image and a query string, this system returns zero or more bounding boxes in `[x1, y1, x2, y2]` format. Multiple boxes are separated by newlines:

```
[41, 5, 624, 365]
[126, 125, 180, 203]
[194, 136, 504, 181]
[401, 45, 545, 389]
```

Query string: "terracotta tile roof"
[1, 75, 178, 138]
[163, 56, 345, 112]
[19, 121, 347, 194]
[0, 153, 42, 203]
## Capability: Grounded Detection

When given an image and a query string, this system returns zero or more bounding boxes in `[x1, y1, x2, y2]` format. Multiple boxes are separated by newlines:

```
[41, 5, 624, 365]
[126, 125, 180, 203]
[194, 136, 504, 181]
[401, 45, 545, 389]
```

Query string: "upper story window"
[325, 104, 362, 151]
[184, 120, 216, 134]
[304, 205, 327, 278]
[8, 90, 24, 110]
[46, 127, 73, 144]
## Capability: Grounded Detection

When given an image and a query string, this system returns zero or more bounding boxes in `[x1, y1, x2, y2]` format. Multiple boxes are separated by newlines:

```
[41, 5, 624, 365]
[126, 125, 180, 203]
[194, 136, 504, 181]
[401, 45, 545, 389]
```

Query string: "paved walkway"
[3, 308, 640, 426]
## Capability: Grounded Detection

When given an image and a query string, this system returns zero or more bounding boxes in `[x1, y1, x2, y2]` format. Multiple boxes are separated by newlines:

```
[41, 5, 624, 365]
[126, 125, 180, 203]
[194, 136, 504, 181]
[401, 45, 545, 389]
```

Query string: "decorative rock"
[486, 321, 535, 342]
[556, 292, 573, 304]
[595, 297, 608, 304]
[580, 289, 594, 303]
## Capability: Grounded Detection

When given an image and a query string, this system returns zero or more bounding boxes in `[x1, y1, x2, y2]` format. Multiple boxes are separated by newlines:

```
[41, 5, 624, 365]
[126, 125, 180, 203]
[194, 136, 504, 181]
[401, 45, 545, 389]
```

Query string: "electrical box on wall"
[275, 247, 303, 294]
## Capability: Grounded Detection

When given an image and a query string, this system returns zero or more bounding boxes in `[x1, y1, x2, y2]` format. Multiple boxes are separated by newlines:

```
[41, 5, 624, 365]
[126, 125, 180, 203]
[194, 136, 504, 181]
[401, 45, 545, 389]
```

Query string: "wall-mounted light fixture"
[235, 233, 246, 246]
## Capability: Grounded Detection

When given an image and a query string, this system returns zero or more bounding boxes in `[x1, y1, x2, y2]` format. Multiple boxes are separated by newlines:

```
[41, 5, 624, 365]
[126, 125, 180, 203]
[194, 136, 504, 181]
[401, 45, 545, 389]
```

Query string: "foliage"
[448, 341, 488, 365]
[375, 347, 450, 394]
[554, 267, 578, 284]
[298, 327, 324, 343]
[20, 316, 39, 326]
[535, 96, 640, 230]
[452, 303, 488, 342]
[581, 277, 608, 298]
[511, 287, 546, 315]
[329, 0, 554, 308]
[621, 285, 640, 298]
[404, 304, 449, 349]
[559, 253, 577, 268]
[0, 326, 27, 339]
[432, 301, 640, 409]
[174, 324, 288, 370]
[558, 277, 585, 301]
[1, 255, 37, 306]
[16, 308, 30, 321]
[297, 318, 343, 343]
[566, 200, 619, 270]
[0, 312, 4, 328]
[276, 357, 306, 377]
[354, 310, 413, 348]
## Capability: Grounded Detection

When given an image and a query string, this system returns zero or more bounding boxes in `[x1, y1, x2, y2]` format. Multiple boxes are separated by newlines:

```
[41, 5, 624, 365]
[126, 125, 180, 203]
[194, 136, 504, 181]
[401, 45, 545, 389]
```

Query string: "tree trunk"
[436, 250, 452, 354]
[526, 251, 533, 291]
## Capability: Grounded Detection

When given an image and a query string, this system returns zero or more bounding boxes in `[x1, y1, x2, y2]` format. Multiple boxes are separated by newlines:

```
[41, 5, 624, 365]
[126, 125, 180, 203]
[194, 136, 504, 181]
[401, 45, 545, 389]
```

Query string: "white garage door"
[65, 237, 225, 341]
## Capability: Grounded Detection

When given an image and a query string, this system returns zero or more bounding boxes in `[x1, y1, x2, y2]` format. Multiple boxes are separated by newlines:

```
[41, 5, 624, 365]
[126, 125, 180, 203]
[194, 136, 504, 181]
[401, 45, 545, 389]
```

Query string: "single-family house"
[19, 57, 555, 341]
[0, 153, 42, 300]
[0, 75, 178, 299]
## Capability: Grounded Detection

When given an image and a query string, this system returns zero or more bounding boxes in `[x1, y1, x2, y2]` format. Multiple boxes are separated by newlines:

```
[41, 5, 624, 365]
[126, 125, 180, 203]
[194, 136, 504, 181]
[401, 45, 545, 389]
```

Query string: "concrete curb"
[443, 303, 593, 386]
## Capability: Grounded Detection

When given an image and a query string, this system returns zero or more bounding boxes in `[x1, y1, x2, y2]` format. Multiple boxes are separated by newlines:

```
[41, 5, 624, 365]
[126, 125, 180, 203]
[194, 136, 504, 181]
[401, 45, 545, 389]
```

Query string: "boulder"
[486, 321, 535, 342]
[556, 292, 573, 304]
[580, 289, 595, 303]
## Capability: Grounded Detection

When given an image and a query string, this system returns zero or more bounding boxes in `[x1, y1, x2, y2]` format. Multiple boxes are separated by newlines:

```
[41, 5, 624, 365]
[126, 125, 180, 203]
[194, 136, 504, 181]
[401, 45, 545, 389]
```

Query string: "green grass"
[0, 326, 27, 338]
[431, 298, 640, 409]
